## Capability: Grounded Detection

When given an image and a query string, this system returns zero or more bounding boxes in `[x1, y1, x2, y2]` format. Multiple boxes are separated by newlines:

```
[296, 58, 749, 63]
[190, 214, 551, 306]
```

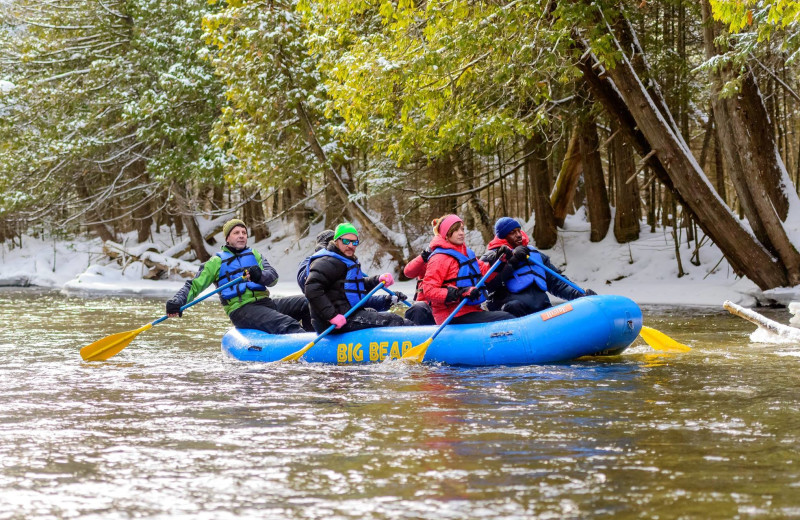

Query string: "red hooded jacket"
[403, 254, 427, 301]
[403, 254, 427, 279]
[420, 236, 494, 324]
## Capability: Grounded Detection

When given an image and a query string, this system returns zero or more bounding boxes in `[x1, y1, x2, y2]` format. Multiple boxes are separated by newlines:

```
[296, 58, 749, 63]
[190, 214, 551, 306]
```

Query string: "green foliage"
[0, 0, 229, 226]
[0, 1, 131, 220]
[709, 1, 800, 66]
[202, 0, 336, 189]
[124, 0, 228, 184]
[711, 0, 800, 36]
[300, 0, 560, 164]
[2, 0, 789, 249]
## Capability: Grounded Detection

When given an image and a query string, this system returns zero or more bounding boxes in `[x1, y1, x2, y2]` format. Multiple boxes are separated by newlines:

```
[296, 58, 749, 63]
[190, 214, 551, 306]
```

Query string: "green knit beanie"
[333, 222, 358, 241]
[223, 218, 247, 239]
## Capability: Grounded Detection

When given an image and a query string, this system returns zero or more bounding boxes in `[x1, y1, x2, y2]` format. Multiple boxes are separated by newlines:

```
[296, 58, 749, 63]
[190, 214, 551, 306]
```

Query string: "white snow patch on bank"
[1, 211, 798, 308]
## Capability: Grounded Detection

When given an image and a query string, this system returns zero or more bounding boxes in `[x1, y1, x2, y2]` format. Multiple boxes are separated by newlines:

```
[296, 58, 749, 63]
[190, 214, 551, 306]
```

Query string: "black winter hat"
[315, 229, 335, 250]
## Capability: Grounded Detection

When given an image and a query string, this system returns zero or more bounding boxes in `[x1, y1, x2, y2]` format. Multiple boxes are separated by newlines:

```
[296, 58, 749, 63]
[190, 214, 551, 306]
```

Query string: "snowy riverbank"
[1, 212, 797, 307]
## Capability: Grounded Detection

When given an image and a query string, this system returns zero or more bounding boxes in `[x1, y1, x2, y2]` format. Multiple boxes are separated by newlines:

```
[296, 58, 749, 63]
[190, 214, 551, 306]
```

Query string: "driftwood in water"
[723, 300, 800, 341]
[103, 241, 198, 279]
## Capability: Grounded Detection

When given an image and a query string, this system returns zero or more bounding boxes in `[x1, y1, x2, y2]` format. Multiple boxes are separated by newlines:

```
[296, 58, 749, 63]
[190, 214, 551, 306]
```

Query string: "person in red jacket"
[402, 243, 435, 325]
[420, 214, 515, 325]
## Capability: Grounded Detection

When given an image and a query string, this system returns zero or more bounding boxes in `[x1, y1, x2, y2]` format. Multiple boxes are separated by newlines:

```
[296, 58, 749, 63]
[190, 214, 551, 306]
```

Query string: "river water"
[1, 288, 798, 519]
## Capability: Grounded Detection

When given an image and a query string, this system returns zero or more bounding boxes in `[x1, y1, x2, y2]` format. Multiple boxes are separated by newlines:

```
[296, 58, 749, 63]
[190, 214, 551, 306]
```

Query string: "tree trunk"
[550, 130, 582, 227]
[77, 175, 117, 243]
[525, 134, 558, 249]
[212, 184, 225, 214]
[574, 28, 789, 289]
[611, 122, 640, 243]
[290, 181, 314, 238]
[579, 114, 611, 242]
[182, 212, 210, 262]
[242, 187, 270, 241]
[173, 184, 210, 262]
[133, 197, 153, 244]
[744, 73, 789, 219]
[295, 102, 407, 264]
[453, 147, 493, 243]
[713, 126, 726, 203]
[700, 0, 800, 285]
[432, 157, 457, 218]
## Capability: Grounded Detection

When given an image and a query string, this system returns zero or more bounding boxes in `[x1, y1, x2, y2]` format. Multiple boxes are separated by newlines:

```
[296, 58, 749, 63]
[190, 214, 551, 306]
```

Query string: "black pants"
[229, 296, 312, 335]
[488, 289, 551, 318]
[405, 301, 435, 326]
[312, 308, 413, 334]
[450, 310, 515, 325]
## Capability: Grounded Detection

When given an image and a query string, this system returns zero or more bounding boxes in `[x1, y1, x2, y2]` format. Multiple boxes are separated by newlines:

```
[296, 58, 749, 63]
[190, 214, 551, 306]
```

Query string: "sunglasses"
[340, 238, 359, 246]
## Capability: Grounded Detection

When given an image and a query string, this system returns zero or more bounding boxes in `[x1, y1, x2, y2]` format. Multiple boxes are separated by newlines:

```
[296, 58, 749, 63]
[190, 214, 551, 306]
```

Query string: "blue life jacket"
[506, 247, 548, 293]
[297, 256, 311, 291]
[215, 248, 267, 304]
[430, 247, 487, 305]
[306, 249, 368, 308]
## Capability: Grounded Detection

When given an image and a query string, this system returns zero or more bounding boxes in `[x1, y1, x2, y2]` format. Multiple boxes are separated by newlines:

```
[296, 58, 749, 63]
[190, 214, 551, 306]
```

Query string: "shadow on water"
[1, 289, 799, 518]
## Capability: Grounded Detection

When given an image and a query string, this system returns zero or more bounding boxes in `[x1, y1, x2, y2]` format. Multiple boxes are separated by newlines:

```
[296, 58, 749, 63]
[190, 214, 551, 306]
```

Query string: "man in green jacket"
[166, 218, 311, 335]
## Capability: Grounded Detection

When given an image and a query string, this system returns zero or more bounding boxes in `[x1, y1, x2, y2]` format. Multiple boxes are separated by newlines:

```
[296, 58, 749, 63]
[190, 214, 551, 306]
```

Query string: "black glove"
[584, 289, 597, 296]
[459, 286, 481, 300]
[420, 248, 432, 262]
[247, 266, 262, 283]
[510, 246, 530, 266]
[496, 245, 513, 262]
[166, 299, 184, 317]
[445, 286, 462, 303]
[393, 291, 408, 302]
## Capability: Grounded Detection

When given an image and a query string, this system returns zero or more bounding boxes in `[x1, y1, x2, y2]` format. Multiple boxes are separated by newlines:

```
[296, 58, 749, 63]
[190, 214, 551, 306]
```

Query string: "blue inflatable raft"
[221, 295, 642, 366]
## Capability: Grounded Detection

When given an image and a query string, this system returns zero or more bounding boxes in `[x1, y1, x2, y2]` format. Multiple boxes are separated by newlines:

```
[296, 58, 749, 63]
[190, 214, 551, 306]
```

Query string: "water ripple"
[0, 291, 798, 518]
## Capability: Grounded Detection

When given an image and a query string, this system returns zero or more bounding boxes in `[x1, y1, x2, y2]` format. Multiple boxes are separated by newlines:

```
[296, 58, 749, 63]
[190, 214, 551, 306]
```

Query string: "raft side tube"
[221, 294, 643, 366]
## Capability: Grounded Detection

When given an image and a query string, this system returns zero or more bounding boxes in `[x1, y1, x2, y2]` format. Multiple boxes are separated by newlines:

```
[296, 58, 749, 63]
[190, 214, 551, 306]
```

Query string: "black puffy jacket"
[304, 244, 381, 323]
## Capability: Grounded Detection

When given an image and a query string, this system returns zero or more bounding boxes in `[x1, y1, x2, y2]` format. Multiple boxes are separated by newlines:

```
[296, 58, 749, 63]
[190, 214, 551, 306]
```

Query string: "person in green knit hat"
[304, 222, 413, 333]
[165, 218, 311, 335]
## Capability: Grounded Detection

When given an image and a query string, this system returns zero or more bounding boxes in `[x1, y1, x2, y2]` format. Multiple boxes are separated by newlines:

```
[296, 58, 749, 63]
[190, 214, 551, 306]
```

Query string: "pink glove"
[330, 314, 347, 329]
[379, 273, 395, 287]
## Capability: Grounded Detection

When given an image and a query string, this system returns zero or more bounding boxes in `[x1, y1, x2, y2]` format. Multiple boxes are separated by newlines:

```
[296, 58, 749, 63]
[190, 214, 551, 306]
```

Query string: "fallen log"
[103, 241, 198, 279]
[723, 300, 800, 341]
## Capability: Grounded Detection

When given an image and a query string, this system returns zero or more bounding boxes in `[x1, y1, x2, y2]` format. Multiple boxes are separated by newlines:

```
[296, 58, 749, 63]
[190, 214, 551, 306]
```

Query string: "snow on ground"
[1, 211, 798, 309]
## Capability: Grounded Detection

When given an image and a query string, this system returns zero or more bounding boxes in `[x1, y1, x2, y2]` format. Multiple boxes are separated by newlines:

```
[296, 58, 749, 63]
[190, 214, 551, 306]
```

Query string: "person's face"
[226, 226, 248, 249]
[336, 234, 359, 258]
[505, 228, 523, 248]
[448, 226, 465, 246]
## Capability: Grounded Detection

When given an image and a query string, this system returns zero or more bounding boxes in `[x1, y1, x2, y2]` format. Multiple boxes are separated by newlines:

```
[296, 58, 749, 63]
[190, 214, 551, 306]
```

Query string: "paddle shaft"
[151, 274, 248, 326]
[527, 255, 584, 295]
[381, 286, 412, 307]
[81, 274, 249, 361]
[428, 257, 505, 343]
[280, 281, 388, 362]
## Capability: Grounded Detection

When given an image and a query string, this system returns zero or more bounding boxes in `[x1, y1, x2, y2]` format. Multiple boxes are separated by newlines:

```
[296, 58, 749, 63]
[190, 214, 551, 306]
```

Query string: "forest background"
[2, 0, 800, 295]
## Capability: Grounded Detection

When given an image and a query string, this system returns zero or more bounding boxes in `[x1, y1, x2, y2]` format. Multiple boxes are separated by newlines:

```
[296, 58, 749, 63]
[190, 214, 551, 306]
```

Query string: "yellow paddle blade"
[639, 325, 691, 353]
[80, 324, 152, 361]
[400, 338, 432, 364]
[278, 340, 316, 363]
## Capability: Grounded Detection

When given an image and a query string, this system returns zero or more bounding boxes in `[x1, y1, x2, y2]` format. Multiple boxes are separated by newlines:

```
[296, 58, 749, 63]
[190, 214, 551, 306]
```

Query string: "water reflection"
[1, 290, 799, 518]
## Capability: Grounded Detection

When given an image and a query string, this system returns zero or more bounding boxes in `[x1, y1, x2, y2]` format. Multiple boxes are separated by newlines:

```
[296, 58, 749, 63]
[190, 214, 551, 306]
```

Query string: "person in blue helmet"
[482, 217, 596, 317]
[166, 218, 311, 334]
[303, 222, 413, 333]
